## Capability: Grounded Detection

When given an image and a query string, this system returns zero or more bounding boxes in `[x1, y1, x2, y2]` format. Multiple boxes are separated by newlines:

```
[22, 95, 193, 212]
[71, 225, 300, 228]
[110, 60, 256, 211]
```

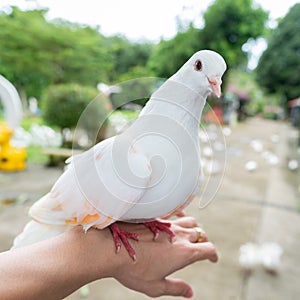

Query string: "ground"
[0, 117, 299, 300]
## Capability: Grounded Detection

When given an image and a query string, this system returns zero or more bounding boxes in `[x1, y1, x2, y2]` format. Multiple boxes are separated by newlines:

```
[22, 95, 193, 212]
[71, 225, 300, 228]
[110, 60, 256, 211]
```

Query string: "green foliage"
[0, 7, 153, 99]
[227, 69, 279, 115]
[202, 0, 268, 68]
[111, 110, 139, 121]
[0, 2, 270, 108]
[26, 145, 49, 164]
[0, 8, 53, 97]
[256, 4, 300, 101]
[147, 0, 268, 79]
[0, 7, 112, 98]
[21, 116, 45, 130]
[42, 83, 101, 129]
[148, 26, 202, 78]
[110, 78, 160, 109]
[106, 35, 154, 81]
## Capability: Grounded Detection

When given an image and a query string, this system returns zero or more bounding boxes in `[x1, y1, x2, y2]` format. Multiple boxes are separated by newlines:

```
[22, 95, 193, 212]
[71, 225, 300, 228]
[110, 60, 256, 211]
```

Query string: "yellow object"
[0, 123, 26, 171]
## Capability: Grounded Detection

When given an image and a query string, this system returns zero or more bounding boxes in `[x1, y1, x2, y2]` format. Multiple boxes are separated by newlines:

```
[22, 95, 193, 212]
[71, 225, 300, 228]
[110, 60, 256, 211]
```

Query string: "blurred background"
[0, 0, 299, 299]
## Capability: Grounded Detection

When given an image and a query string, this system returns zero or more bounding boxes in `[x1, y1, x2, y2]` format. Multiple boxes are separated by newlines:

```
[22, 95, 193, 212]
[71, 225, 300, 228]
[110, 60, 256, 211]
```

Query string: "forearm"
[0, 218, 218, 299]
[0, 227, 118, 300]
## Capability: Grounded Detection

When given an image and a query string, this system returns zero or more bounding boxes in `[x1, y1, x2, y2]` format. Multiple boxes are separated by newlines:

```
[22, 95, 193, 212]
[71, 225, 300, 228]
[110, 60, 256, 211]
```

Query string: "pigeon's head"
[173, 50, 227, 98]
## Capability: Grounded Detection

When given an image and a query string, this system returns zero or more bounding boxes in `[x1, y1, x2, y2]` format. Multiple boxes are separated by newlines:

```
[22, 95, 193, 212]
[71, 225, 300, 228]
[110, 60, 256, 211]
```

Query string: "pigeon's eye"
[194, 60, 202, 71]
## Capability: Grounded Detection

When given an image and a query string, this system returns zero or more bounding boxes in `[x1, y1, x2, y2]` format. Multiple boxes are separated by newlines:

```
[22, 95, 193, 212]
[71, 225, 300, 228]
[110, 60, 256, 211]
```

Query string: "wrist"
[68, 227, 125, 281]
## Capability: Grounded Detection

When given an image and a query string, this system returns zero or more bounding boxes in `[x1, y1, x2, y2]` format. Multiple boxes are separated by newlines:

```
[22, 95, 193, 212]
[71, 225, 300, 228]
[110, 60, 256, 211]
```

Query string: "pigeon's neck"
[139, 79, 206, 134]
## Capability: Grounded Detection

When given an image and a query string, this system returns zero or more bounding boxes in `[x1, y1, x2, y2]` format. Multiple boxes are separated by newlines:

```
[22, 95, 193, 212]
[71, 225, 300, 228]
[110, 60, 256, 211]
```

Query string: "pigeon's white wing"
[29, 136, 152, 230]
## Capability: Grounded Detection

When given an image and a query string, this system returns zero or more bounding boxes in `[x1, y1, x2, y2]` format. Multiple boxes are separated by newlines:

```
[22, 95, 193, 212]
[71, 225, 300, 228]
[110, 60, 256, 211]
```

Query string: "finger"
[175, 210, 186, 217]
[190, 227, 208, 243]
[172, 216, 198, 228]
[153, 278, 193, 298]
[189, 242, 218, 263]
[173, 226, 208, 243]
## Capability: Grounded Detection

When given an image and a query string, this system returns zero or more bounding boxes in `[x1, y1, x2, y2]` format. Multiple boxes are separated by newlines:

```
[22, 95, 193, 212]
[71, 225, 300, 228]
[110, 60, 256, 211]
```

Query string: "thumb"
[157, 278, 194, 298]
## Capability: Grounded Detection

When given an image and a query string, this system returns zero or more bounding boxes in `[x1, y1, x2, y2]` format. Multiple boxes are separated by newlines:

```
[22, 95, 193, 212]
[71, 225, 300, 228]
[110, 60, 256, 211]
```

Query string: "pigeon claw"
[143, 220, 175, 241]
[109, 223, 139, 260]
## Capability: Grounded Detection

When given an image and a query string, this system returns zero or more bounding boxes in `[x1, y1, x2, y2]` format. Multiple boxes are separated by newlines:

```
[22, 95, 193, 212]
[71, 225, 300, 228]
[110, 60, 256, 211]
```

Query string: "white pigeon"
[12, 50, 227, 259]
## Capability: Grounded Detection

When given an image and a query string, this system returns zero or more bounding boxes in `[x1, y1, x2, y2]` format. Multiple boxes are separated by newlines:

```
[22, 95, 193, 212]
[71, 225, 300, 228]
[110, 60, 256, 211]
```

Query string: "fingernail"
[183, 288, 193, 298]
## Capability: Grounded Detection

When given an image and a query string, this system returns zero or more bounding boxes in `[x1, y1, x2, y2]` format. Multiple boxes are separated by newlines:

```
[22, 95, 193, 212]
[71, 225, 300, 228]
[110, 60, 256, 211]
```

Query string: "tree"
[147, 0, 268, 78]
[0, 8, 56, 98]
[0, 7, 154, 100]
[106, 35, 154, 82]
[147, 26, 202, 78]
[0, 7, 113, 98]
[256, 4, 300, 101]
[42, 83, 112, 146]
[202, 0, 268, 68]
[42, 83, 99, 129]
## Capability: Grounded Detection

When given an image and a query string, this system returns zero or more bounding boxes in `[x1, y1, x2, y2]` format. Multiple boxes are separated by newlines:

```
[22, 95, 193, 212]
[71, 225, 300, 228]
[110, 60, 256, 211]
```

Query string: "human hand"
[0, 217, 216, 300]
[112, 217, 218, 298]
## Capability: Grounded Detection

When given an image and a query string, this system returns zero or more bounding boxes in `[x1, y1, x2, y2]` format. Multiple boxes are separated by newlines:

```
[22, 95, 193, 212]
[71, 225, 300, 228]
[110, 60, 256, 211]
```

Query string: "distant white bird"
[260, 242, 283, 274]
[239, 243, 261, 271]
[239, 242, 283, 274]
[13, 50, 227, 259]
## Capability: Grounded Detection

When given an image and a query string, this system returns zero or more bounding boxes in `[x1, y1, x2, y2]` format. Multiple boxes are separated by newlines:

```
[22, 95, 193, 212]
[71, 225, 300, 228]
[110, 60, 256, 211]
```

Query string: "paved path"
[0, 117, 299, 299]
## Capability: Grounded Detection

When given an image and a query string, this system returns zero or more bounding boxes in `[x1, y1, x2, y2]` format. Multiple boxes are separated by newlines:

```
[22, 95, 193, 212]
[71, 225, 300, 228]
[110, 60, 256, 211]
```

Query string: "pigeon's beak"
[208, 75, 222, 98]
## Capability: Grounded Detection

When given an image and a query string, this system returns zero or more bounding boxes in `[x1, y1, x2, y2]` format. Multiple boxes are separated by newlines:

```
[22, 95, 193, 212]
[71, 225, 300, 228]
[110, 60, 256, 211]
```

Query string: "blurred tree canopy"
[148, 0, 268, 78]
[147, 26, 201, 78]
[256, 4, 300, 101]
[106, 35, 154, 81]
[42, 83, 99, 129]
[202, 0, 268, 68]
[0, 0, 286, 113]
[0, 7, 152, 99]
[0, 8, 111, 98]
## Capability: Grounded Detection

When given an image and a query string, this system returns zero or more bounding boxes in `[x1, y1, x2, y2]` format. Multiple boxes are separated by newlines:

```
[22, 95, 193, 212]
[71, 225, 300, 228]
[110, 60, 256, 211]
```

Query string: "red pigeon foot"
[109, 223, 139, 260]
[143, 220, 175, 240]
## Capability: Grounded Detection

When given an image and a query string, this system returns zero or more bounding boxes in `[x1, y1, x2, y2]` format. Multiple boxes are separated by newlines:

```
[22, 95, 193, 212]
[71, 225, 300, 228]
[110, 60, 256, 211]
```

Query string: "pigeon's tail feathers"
[28, 192, 114, 231]
[28, 193, 71, 226]
[11, 220, 70, 249]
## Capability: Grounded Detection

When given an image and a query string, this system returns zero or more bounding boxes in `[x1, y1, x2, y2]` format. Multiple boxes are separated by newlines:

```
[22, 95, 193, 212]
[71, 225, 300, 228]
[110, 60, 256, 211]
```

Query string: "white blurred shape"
[62, 128, 72, 142]
[202, 146, 213, 158]
[270, 134, 280, 143]
[97, 82, 121, 96]
[222, 127, 232, 136]
[250, 139, 263, 152]
[11, 127, 32, 147]
[239, 242, 283, 274]
[198, 130, 209, 143]
[30, 124, 62, 148]
[207, 131, 217, 141]
[268, 154, 279, 166]
[204, 159, 221, 175]
[287, 159, 299, 171]
[262, 151, 279, 165]
[239, 243, 260, 270]
[213, 141, 225, 151]
[109, 112, 130, 133]
[77, 134, 89, 148]
[245, 160, 258, 171]
[260, 243, 283, 273]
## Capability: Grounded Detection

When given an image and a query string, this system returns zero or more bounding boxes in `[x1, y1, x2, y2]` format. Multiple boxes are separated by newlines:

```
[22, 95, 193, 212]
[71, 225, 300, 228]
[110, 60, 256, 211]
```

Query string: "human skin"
[0, 217, 217, 300]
